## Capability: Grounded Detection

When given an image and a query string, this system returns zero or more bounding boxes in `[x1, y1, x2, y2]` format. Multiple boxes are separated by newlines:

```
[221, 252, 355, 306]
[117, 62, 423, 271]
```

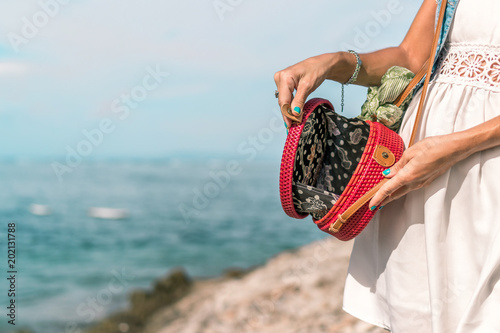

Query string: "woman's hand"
[274, 53, 336, 129]
[369, 134, 468, 208]
[369, 111, 500, 208]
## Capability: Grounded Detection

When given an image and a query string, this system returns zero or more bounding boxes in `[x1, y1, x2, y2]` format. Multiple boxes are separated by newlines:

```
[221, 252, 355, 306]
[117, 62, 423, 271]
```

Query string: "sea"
[0, 159, 327, 333]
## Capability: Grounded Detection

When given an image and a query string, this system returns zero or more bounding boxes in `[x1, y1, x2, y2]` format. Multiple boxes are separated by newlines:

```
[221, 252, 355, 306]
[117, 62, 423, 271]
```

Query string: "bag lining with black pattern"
[292, 104, 370, 220]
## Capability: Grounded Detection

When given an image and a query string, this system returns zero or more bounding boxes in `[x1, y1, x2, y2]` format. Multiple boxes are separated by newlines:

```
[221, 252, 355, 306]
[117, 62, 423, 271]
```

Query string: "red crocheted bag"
[278, 3, 447, 241]
[279, 98, 404, 240]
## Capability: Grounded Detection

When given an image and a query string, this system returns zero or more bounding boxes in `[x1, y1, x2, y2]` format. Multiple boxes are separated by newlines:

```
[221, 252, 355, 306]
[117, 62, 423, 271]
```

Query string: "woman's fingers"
[275, 74, 294, 107]
[369, 175, 405, 209]
[291, 79, 313, 117]
[369, 156, 407, 208]
[274, 55, 328, 128]
[368, 137, 451, 209]
[378, 185, 412, 207]
[274, 70, 297, 129]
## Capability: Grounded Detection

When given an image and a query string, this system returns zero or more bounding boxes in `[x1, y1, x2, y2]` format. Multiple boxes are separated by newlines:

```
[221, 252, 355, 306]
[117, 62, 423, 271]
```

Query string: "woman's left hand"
[369, 134, 467, 208]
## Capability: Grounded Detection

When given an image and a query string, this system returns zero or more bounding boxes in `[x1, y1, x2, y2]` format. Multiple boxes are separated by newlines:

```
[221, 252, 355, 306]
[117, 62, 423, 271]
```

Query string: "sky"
[0, 0, 422, 161]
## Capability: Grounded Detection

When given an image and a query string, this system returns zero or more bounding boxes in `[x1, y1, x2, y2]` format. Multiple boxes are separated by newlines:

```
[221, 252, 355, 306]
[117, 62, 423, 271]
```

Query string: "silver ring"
[274, 90, 279, 98]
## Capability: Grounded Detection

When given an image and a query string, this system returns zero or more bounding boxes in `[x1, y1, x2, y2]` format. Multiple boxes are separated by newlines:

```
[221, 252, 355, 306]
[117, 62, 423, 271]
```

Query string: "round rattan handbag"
[279, 3, 447, 241]
[279, 98, 405, 240]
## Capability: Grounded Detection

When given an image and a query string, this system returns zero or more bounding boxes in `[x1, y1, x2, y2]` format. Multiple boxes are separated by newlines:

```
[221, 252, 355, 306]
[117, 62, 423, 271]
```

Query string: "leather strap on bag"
[407, 1, 447, 147]
[393, 60, 428, 108]
[331, 2, 448, 230]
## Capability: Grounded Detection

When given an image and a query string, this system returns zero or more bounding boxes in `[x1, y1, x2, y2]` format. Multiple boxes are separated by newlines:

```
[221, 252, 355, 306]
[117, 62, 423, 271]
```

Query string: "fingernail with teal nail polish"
[382, 169, 391, 176]
[294, 106, 301, 114]
[379, 206, 384, 210]
[286, 129, 289, 135]
[370, 206, 377, 211]
[284, 121, 288, 129]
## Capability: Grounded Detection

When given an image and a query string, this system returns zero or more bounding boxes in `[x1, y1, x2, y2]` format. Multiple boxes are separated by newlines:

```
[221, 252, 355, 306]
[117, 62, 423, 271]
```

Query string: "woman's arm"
[275, 0, 437, 127]
[353, 0, 437, 86]
[369, 115, 500, 208]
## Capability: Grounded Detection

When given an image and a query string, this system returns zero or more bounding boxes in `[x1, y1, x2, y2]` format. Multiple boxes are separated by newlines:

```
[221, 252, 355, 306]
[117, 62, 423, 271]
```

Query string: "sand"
[79, 238, 386, 333]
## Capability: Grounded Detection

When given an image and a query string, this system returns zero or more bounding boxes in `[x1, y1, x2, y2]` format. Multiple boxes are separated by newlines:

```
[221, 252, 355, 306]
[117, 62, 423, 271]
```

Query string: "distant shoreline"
[74, 238, 386, 333]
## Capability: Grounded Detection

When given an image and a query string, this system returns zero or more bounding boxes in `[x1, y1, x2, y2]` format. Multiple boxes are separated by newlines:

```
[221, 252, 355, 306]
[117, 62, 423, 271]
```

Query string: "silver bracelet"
[345, 50, 362, 85]
[341, 50, 362, 112]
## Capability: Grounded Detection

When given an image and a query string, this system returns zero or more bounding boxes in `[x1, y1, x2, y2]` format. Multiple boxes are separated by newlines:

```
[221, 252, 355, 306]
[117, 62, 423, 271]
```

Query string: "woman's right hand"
[274, 53, 337, 129]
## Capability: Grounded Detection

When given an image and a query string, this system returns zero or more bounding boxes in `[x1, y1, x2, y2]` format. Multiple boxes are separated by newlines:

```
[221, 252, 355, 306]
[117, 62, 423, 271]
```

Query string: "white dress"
[343, 1, 500, 332]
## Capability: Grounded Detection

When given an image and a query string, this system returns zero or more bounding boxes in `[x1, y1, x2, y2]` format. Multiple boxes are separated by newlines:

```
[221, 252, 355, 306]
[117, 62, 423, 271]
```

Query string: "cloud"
[0, 62, 28, 75]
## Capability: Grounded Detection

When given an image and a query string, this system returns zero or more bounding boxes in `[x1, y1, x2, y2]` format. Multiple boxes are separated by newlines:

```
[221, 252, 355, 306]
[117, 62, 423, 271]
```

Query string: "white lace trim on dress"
[435, 42, 500, 92]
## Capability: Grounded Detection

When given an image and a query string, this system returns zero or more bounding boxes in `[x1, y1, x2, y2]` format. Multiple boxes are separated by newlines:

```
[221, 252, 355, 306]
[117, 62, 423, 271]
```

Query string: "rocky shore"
[80, 238, 385, 333]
